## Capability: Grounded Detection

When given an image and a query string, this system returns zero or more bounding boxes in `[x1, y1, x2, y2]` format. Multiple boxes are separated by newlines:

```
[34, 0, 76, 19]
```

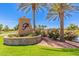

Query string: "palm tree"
[18, 3, 48, 31]
[47, 3, 79, 42]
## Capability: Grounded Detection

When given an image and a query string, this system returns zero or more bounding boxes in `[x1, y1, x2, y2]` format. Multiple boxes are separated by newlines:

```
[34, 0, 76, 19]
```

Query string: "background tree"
[0, 24, 3, 33]
[37, 25, 47, 30]
[47, 3, 79, 41]
[67, 24, 78, 30]
[18, 3, 48, 31]
[3, 25, 9, 32]
[14, 24, 19, 30]
[0, 24, 3, 31]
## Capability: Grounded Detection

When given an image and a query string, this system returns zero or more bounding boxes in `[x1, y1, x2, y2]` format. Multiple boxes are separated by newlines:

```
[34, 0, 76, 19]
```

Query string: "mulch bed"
[38, 37, 79, 48]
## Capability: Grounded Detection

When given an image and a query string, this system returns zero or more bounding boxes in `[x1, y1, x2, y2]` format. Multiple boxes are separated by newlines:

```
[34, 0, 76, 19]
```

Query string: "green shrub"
[41, 31, 47, 37]
[48, 29, 59, 40]
[48, 31, 53, 38]
[8, 29, 42, 37]
[33, 29, 41, 36]
[8, 34, 19, 37]
[19, 33, 32, 37]
[0, 32, 2, 34]
[64, 31, 78, 41]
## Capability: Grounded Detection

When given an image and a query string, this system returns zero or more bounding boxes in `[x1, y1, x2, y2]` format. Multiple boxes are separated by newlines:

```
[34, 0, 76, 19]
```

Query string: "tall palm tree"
[18, 3, 48, 31]
[47, 3, 79, 42]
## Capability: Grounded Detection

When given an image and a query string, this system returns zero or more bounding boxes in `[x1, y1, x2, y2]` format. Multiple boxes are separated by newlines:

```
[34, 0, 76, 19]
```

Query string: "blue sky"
[0, 3, 79, 29]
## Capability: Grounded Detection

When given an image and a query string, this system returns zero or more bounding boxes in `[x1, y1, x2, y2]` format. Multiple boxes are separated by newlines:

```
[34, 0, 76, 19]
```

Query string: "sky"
[0, 3, 79, 29]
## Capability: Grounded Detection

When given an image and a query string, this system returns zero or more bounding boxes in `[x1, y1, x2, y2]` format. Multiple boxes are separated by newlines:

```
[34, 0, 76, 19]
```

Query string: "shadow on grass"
[40, 47, 79, 52]
[3, 43, 37, 47]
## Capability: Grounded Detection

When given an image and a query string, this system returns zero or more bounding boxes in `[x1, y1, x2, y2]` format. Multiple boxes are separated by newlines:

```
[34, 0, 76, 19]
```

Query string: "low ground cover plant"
[64, 31, 78, 41]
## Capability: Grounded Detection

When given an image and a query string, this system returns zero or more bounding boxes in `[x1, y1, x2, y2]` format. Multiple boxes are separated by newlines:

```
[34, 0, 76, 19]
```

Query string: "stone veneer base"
[4, 35, 42, 46]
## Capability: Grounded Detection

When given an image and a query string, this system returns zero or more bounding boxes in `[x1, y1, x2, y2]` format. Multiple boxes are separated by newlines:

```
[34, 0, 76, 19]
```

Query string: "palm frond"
[46, 12, 58, 20]
[35, 3, 48, 14]
[47, 15, 58, 21]
[71, 6, 79, 11]
[46, 10, 58, 21]
[63, 4, 72, 10]
[38, 6, 44, 12]
[35, 8, 39, 15]
[65, 12, 72, 19]
[52, 16, 58, 21]
[64, 4, 79, 12]
[40, 3, 49, 9]
[21, 6, 29, 11]
[24, 7, 31, 14]
[17, 3, 31, 11]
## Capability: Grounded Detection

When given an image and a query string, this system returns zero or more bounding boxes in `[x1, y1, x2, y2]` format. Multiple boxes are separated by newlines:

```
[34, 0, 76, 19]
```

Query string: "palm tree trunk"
[32, 9, 36, 31]
[59, 4, 65, 42]
[32, 3, 36, 31]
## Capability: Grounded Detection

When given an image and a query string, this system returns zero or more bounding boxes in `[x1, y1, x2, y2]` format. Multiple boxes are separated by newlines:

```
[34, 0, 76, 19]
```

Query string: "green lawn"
[0, 36, 79, 56]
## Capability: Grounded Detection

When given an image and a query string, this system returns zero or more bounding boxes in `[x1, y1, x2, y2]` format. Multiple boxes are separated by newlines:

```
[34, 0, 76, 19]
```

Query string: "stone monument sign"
[18, 16, 32, 36]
